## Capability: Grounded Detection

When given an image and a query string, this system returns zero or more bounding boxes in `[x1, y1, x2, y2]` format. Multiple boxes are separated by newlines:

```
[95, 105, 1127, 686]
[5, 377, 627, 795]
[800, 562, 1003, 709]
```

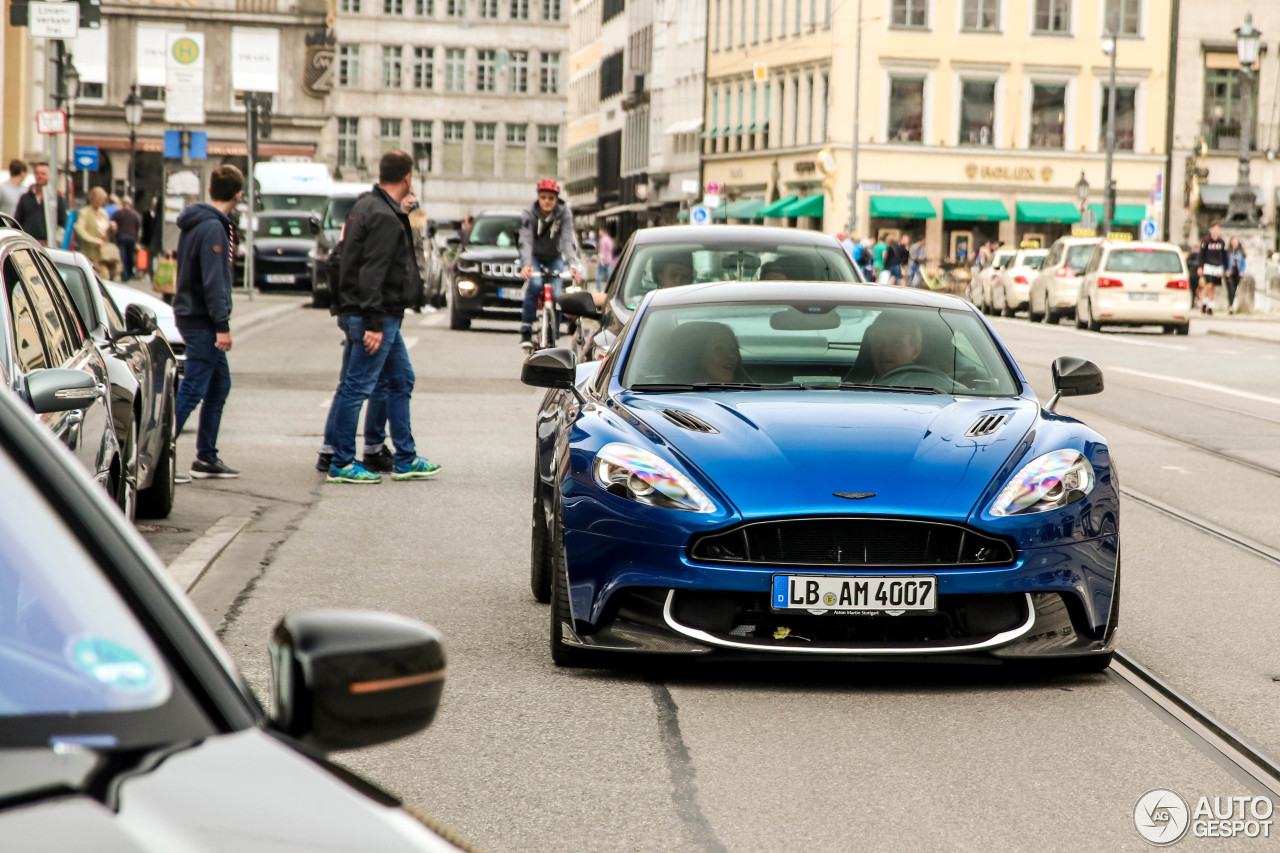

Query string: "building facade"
[1169, 3, 1280, 250]
[329, 0, 568, 219]
[702, 0, 1174, 264]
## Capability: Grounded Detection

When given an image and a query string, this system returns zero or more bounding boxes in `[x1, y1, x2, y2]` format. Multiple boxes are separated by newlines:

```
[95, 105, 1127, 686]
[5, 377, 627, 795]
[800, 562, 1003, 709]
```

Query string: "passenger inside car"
[846, 312, 926, 383]
[653, 253, 695, 289]
[662, 321, 749, 384]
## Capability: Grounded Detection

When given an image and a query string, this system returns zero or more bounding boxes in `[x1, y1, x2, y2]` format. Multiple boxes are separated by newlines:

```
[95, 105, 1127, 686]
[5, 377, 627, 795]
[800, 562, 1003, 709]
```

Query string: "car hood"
[618, 391, 1037, 521]
[0, 729, 460, 851]
[253, 237, 313, 255]
[457, 246, 518, 263]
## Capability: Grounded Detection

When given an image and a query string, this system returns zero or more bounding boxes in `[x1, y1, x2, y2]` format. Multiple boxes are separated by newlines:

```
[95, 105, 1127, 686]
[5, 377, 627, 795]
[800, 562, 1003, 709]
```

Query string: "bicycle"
[531, 267, 575, 351]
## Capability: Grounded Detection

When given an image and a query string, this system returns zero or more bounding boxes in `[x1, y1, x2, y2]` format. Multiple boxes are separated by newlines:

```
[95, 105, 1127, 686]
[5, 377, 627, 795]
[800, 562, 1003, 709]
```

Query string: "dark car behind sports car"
[236, 210, 319, 290]
[0, 381, 466, 852]
[445, 210, 528, 330]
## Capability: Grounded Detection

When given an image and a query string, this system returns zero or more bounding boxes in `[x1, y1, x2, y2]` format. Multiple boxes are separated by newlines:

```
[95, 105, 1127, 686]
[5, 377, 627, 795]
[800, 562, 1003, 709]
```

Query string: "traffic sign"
[35, 110, 66, 134]
[28, 1, 79, 38]
[705, 181, 720, 195]
[1140, 219, 1158, 241]
[703, 193, 720, 209]
[690, 205, 712, 226]
[74, 146, 99, 171]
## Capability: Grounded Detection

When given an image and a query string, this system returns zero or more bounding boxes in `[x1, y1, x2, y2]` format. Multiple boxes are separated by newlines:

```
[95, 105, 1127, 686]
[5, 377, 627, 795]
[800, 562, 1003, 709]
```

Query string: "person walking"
[112, 198, 143, 282]
[1197, 221, 1227, 315]
[75, 188, 115, 278]
[172, 165, 245, 480]
[0, 160, 27, 216]
[517, 178, 581, 350]
[326, 150, 439, 484]
[1225, 236, 1246, 313]
[871, 234, 888, 283]
[14, 162, 66, 246]
[595, 225, 614, 291]
[909, 237, 927, 288]
[141, 196, 164, 279]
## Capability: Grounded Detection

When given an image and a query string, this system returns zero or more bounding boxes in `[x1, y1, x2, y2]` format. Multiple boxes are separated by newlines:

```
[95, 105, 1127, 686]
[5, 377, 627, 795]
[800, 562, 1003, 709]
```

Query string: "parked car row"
[968, 235, 1193, 335]
[0, 220, 179, 520]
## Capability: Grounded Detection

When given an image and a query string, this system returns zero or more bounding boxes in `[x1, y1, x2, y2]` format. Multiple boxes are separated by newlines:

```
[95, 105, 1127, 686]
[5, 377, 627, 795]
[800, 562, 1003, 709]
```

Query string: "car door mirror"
[1046, 356, 1103, 412]
[308, 216, 321, 235]
[269, 609, 446, 752]
[124, 303, 158, 336]
[521, 347, 577, 390]
[557, 290, 601, 319]
[581, 238, 598, 254]
[25, 368, 101, 414]
[447, 236, 462, 247]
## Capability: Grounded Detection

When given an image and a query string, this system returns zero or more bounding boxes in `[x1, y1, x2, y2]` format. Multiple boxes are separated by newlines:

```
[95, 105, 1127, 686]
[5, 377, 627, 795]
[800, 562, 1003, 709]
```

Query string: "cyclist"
[518, 178, 581, 351]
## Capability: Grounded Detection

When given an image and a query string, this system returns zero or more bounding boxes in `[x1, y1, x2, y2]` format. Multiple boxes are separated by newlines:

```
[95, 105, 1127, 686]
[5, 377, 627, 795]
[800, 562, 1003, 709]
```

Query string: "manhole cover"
[135, 524, 191, 534]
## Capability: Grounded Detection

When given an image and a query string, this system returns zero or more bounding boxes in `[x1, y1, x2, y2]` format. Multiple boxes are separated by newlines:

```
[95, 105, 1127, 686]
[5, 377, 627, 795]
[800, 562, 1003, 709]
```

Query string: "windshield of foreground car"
[323, 196, 359, 230]
[468, 216, 521, 248]
[620, 243, 857, 309]
[621, 302, 1020, 396]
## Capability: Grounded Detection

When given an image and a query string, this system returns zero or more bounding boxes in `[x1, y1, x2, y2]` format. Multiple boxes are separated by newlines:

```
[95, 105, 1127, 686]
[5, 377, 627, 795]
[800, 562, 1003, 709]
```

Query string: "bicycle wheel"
[539, 301, 555, 349]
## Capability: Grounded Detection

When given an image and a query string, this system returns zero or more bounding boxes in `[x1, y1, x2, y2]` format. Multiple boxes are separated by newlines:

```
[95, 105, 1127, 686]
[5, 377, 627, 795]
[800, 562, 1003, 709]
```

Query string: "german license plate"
[499, 287, 524, 301]
[1128, 292, 1158, 301]
[771, 575, 937, 612]
[265, 274, 296, 284]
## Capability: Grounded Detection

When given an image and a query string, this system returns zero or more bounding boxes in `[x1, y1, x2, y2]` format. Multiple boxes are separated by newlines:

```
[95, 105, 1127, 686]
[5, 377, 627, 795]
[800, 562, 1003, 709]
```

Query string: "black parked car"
[0, 225, 125, 511]
[48, 248, 179, 520]
[0, 381, 466, 851]
[236, 210, 320, 291]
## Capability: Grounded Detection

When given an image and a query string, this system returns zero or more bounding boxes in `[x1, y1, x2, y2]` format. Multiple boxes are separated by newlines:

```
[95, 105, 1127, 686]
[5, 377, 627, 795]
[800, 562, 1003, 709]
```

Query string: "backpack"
[325, 222, 348, 315]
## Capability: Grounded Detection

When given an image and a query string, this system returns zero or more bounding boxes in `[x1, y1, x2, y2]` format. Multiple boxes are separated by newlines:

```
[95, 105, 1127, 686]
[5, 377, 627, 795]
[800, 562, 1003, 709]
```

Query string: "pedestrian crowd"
[837, 230, 930, 287]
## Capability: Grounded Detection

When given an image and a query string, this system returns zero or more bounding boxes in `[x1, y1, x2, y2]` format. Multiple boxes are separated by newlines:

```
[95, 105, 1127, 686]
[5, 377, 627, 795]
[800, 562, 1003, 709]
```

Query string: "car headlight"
[457, 260, 479, 273]
[593, 443, 715, 513]
[991, 449, 1096, 516]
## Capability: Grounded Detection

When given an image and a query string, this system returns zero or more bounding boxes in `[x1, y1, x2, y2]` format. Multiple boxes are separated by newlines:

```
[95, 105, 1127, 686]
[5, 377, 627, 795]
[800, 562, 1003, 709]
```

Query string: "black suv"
[444, 210, 525, 330]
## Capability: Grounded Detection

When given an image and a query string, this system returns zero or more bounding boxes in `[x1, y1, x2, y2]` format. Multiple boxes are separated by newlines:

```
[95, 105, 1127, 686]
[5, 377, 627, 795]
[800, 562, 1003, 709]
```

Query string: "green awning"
[779, 193, 824, 218]
[725, 198, 765, 219]
[869, 195, 937, 220]
[1088, 203, 1146, 227]
[700, 127, 717, 139]
[1015, 202, 1081, 224]
[942, 198, 1010, 222]
[759, 195, 799, 217]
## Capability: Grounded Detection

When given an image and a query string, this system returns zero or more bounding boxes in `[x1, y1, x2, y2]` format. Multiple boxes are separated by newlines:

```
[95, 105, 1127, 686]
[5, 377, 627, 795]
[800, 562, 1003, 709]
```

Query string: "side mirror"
[25, 368, 100, 414]
[1045, 356, 1103, 412]
[581, 238, 598, 254]
[447, 236, 462, 247]
[557, 290, 601, 319]
[521, 347, 577, 390]
[308, 217, 321, 235]
[269, 609, 445, 752]
[124, 303, 158, 336]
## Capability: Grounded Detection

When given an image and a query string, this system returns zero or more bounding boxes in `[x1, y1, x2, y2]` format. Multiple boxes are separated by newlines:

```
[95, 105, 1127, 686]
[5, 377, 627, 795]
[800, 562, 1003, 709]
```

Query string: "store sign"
[964, 163, 1054, 183]
[231, 27, 280, 94]
[302, 43, 334, 96]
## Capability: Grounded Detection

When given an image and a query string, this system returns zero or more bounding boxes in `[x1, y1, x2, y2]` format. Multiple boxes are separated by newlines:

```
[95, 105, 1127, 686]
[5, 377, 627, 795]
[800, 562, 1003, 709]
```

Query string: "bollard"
[1234, 274, 1256, 314]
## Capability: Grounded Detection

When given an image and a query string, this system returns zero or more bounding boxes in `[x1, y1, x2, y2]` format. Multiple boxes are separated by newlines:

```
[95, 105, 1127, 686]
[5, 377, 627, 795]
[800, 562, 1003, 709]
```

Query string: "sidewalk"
[1196, 312, 1280, 345]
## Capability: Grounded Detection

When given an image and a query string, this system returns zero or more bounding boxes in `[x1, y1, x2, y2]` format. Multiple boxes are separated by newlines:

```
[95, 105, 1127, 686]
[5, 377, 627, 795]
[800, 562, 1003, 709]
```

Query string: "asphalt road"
[146, 295, 1280, 852]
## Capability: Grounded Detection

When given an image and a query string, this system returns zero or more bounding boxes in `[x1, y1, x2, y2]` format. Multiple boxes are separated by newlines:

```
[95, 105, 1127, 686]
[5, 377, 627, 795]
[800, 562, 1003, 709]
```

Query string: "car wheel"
[550, 497, 595, 667]
[116, 420, 138, 523]
[1028, 297, 1044, 323]
[138, 401, 176, 519]
[1075, 306, 1086, 329]
[530, 458, 552, 604]
[1085, 302, 1101, 332]
[1173, 323, 1189, 336]
[999, 290, 1014, 318]
[448, 286, 472, 331]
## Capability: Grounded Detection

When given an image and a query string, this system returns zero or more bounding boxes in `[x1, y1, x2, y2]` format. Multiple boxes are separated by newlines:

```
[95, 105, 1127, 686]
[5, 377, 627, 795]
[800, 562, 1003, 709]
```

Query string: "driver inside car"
[846, 312, 926, 384]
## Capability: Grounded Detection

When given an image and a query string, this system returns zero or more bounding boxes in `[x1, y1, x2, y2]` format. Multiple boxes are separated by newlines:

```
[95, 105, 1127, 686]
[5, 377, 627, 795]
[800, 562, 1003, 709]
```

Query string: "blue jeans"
[118, 236, 137, 281]
[322, 316, 389, 455]
[174, 327, 231, 463]
[596, 261, 612, 291]
[329, 316, 416, 470]
[520, 257, 566, 334]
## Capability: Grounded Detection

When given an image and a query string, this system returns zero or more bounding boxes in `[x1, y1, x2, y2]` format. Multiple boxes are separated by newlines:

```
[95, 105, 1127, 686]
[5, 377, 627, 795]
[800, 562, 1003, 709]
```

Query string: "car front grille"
[481, 261, 522, 279]
[690, 518, 1015, 568]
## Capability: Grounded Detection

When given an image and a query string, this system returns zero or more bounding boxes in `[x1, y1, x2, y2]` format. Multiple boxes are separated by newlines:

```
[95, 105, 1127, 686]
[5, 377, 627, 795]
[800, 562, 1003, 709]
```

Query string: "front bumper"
[1088, 295, 1188, 324]
[452, 275, 525, 316]
[560, 527, 1118, 661]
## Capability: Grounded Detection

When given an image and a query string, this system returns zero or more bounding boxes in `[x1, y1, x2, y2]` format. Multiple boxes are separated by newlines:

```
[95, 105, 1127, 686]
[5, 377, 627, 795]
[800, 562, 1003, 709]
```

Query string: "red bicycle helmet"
[536, 178, 561, 195]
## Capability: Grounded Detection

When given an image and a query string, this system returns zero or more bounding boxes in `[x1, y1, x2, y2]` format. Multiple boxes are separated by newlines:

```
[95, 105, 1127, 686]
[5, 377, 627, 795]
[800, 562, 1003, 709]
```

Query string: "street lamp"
[1075, 171, 1090, 221]
[124, 84, 143, 202]
[1226, 13, 1262, 224]
[55, 50, 80, 203]
[1101, 24, 1118, 236]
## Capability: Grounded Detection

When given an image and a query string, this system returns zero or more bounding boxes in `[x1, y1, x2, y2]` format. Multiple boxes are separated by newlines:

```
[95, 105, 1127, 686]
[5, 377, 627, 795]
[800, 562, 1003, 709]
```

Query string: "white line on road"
[988, 317, 1189, 350]
[1110, 366, 1280, 407]
[168, 514, 253, 592]
[403, 336, 419, 350]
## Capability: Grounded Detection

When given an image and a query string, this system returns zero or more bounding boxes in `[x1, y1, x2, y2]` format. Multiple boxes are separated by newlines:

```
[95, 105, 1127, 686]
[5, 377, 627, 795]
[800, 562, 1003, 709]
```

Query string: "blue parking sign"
[1140, 219, 1157, 241]
[690, 205, 711, 226]
[73, 146, 99, 171]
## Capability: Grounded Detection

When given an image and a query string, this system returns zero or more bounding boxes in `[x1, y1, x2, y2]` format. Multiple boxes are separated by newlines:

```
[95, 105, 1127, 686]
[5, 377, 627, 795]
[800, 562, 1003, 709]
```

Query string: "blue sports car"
[523, 282, 1118, 670]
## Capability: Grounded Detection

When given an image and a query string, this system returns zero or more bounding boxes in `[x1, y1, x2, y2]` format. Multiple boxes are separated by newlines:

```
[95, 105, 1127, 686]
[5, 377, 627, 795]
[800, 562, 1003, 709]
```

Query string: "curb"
[1205, 329, 1280, 347]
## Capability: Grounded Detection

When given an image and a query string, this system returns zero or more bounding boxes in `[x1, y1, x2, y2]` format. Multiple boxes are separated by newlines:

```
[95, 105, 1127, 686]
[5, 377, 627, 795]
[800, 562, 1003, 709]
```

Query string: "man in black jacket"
[173, 165, 243, 479]
[14, 162, 66, 246]
[324, 150, 439, 484]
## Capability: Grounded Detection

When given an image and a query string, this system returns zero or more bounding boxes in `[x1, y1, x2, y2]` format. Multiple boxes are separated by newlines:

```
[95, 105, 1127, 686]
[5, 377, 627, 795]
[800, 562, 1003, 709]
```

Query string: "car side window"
[1085, 247, 1103, 275]
[1044, 245, 1061, 267]
[30, 250, 86, 348]
[11, 250, 75, 366]
[97, 280, 127, 337]
[5, 268, 50, 373]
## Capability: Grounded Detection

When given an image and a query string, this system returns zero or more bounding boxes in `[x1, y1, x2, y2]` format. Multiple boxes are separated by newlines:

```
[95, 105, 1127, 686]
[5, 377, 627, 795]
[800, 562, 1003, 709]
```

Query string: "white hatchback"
[1028, 237, 1101, 324]
[1076, 241, 1191, 334]
[970, 248, 1016, 314]
[991, 248, 1048, 317]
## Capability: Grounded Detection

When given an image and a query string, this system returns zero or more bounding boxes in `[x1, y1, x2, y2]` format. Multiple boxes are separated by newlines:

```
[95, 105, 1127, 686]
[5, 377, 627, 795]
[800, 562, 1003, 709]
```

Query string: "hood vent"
[965, 412, 1009, 437]
[662, 409, 719, 434]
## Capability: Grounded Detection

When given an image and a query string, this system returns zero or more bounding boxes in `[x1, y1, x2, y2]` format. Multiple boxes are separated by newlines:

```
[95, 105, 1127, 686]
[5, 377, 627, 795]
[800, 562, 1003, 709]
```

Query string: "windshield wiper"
[630, 382, 774, 391]
[838, 383, 944, 394]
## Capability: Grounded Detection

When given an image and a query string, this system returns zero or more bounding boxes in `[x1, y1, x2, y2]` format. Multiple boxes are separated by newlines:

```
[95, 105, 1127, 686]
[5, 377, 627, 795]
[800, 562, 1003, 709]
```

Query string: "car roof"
[1052, 236, 1103, 245]
[645, 280, 968, 310]
[44, 247, 90, 267]
[256, 209, 316, 218]
[630, 224, 844, 248]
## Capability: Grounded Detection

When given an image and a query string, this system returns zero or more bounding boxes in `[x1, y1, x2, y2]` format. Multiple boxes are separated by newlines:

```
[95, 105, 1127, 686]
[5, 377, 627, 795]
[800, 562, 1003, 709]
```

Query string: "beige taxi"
[1076, 239, 1191, 335]
[969, 246, 1016, 315]
[1028, 235, 1102, 324]
[991, 247, 1049, 317]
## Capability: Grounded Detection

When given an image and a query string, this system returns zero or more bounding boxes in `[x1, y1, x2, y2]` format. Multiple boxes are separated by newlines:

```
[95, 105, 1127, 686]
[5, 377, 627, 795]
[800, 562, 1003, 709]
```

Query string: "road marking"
[988, 317, 1189, 350]
[319, 396, 333, 408]
[1160, 465, 1191, 474]
[403, 336, 419, 350]
[1110, 366, 1280, 407]
[167, 514, 252, 592]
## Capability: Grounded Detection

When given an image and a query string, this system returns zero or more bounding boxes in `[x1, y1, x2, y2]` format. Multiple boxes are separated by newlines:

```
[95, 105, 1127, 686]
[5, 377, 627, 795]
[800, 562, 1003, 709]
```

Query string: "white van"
[253, 162, 334, 215]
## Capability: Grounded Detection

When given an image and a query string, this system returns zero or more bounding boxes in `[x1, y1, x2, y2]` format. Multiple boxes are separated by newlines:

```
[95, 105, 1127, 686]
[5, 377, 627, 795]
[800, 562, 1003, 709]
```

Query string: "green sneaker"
[327, 462, 382, 484]
[391, 457, 441, 481]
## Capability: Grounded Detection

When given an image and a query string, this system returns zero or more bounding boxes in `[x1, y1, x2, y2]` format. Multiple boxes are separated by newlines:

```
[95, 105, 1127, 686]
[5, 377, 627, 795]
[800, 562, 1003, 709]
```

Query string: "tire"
[530, 459, 552, 604]
[1028, 297, 1044, 323]
[137, 402, 176, 519]
[539, 304, 555, 350]
[999, 289, 1014, 318]
[1075, 307, 1086, 330]
[1173, 323, 1189, 336]
[1161, 324, 1176, 335]
[1084, 301, 1101, 332]
[448, 287, 471, 331]
[550, 498, 595, 667]
[1042, 652, 1115, 674]
[116, 420, 138, 523]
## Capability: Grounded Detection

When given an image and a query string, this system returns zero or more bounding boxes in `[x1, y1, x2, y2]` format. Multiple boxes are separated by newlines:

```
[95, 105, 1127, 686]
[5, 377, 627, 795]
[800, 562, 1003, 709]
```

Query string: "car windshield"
[257, 193, 328, 214]
[51, 262, 94, 328]
[1021, 254, 1047, 270]
[620, 244, 857, 309]
[1066, 244, 1098, 270]
[323, 196, 358, 229]
[994, 252, 1015, 269]
[468, 216, 521, 248]
[1105, 248, 1184, 274]
[622, 301, 1019, 396]
[255, 216, 312, 238]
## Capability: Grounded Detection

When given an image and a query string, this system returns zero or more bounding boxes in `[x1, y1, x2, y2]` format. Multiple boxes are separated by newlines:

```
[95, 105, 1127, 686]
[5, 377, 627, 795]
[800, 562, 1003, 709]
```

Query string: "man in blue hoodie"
[172, 165, 243, 479]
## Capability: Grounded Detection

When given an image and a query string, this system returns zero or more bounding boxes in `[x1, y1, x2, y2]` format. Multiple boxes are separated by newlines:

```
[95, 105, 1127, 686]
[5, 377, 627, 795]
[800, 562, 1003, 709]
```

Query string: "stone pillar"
[1219, 224, 1275, 313]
